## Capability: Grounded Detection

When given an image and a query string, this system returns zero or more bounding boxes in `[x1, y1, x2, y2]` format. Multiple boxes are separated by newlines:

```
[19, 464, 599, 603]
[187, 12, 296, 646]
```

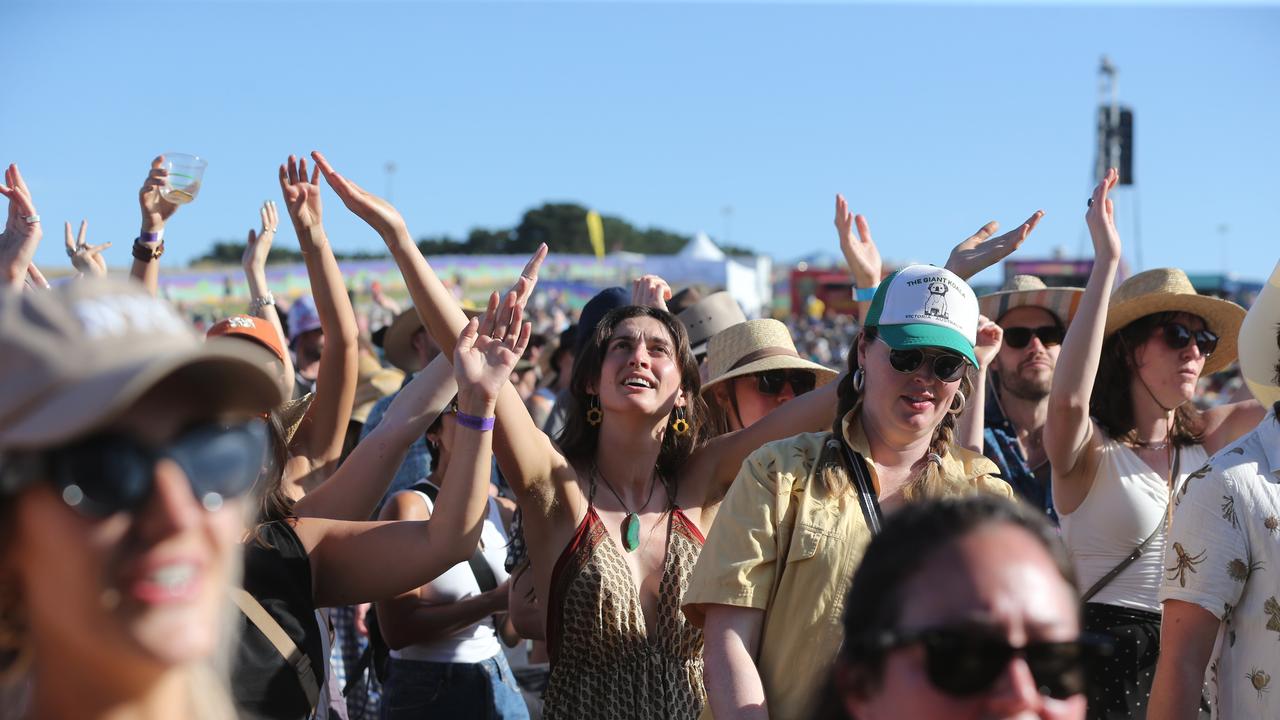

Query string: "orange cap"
[207, 315, 287, 362]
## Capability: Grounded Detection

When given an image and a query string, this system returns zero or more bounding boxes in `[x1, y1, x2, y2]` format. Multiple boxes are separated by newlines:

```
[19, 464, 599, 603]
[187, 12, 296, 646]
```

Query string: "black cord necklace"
[592, 464, 658, 553]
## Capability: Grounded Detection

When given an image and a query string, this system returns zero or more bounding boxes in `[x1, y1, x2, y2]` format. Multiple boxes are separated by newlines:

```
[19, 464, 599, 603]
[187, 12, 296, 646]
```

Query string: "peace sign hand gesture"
[64, 220, 111, 277]
[454, 290, 532, 407]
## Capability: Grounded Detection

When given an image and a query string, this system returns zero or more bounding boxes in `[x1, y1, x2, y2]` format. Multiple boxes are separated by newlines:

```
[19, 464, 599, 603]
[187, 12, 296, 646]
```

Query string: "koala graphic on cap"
[923, 282, 950, 319]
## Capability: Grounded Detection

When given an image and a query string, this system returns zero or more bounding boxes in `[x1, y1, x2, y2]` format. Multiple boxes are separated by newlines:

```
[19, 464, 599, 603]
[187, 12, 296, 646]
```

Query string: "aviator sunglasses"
[868, 626, 1107, 700]
[878, 338, 969, 383]
[748, 369, 817, 396]
[1156, 322, 1218, 357]
[1, 420, 269, 517]
[1002, 325, 1065, 350]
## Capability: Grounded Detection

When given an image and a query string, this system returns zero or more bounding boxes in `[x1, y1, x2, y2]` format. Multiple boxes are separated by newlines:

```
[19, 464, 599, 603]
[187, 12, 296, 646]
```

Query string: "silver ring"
[23, 214, 40, 225]
[1087, 198, 1093, 208]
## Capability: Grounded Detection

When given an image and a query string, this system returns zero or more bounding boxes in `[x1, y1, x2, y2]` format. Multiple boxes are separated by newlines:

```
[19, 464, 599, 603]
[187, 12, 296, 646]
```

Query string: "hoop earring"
[852, 367, 865, 393]
[586, 395, 603, 426]
[671, 406, 690, 436]
[949, 389, 966, 416]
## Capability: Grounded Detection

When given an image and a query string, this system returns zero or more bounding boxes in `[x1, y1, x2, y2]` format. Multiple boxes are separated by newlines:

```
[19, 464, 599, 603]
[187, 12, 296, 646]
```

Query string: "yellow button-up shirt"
[682, 412, 1009, 720]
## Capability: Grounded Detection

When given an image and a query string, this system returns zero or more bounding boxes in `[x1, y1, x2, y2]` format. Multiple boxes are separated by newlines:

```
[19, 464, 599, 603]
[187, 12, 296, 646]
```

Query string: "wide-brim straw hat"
[384, 304, 480, 373]
[277, 393, 314, 446]
[1240, 260, 1280, 406]
[351, 354, 406, 424]
[1104, 267, 1245, 376]
[702, 319, 837, 394]
[979, 275, 1084, 326]
[678, 291, 747, 357]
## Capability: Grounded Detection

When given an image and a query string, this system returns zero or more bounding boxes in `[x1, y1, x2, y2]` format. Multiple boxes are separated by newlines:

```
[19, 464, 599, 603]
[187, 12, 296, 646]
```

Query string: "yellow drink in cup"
[161, 153, 207, 205]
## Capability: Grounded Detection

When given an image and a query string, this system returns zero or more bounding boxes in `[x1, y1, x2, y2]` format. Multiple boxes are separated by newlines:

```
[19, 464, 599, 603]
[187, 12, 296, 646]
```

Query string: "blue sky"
[5, 1, 1278, 286]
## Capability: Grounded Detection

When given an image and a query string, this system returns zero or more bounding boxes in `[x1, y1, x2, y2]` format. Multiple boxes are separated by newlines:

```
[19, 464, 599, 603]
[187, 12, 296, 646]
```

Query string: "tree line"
[192, 202, 753, 265]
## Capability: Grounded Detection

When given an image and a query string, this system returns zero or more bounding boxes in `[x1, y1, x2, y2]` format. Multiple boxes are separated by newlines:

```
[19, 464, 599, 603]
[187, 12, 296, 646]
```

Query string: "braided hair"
[818, 326, 974, 501]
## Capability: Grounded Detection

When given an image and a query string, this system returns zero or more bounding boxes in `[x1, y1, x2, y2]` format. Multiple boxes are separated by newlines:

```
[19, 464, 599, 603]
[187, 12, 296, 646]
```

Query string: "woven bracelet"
[454, 411, 495, 432]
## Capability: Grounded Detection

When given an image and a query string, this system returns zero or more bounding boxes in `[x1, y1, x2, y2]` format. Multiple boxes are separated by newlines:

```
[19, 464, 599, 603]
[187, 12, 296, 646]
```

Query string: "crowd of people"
[1, 156, 1277, 720]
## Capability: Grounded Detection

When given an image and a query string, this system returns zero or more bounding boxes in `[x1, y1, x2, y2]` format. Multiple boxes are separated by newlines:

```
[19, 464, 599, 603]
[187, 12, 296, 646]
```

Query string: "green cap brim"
[878, 324, 978, 368]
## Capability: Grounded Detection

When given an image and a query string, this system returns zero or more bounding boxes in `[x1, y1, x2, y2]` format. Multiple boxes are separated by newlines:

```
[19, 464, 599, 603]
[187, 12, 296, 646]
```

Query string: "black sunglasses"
[1002, 325, 1065, 350]
[2, 420, 269, 517]
[869, 626, 1108, 700]
[1157, 322, 1218, 357]
[879, 339, 969, 383]
[749, 369, 817, 397]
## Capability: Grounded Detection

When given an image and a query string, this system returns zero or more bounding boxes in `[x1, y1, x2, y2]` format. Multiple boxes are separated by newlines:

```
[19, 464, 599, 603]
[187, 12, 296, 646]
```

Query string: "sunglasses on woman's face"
[873, 626, 1105, 700]
[747, 369, 817, 397]
[1156, 322, 1218, 357]
[1002, 325, 1065, 350]
[3, 420, 269, 518]
[879, 339, 969, 383]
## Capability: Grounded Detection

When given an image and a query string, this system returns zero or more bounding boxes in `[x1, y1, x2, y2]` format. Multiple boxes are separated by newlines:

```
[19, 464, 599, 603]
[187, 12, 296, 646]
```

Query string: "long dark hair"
[1091, 311, 1204, 448]
[818, 326, 975, 501]
[816, 495, 1076, 719]
[247, 410, 295, 546]
[555, 306, 707, 484]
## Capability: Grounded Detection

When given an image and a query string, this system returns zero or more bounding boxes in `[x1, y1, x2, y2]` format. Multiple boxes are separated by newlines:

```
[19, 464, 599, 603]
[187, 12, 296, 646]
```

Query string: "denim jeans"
[380, 653, 530, 720]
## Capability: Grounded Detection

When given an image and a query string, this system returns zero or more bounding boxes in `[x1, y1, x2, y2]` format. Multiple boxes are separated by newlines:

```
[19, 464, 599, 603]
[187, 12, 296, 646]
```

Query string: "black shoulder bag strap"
[839, 437, 884, 537]
[1081, 447, 1181, 603]
[414, 481, 498, 592]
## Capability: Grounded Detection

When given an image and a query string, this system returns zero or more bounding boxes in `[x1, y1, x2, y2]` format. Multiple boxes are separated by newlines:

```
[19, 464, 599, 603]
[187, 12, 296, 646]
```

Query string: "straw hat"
[277, 393, 314, 445]
[702, 319, 837, 394]
[1239, 260, 1280, 406]
[383, 304, 481, 373]
[351, 354, 406, 424]
[1103, 268, 1245, 375]
[678, 291, 747, 357]
[979, 275, 1083, 326]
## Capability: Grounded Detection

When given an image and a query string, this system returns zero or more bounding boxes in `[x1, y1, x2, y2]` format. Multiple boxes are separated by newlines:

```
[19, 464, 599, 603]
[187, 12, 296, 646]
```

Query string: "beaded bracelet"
[454, 411, 495, 432]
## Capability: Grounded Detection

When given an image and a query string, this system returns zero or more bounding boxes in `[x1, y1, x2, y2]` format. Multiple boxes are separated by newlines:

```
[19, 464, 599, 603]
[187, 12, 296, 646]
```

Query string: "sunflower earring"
[587, 395, 603, 426]
[671, 406, 690, 436]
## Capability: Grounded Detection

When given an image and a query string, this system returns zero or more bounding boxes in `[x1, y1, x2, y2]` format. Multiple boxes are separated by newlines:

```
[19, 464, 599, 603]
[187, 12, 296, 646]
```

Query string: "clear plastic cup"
[160, 153, 208, 205]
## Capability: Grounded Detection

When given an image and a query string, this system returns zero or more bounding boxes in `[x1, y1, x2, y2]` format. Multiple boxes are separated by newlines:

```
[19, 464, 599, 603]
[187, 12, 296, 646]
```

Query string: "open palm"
[0, 163, 41, 287]
[311, 151, 406, 238]
[279, 155, 323, 232]
[946, 210, 1045, 281]
[454, 291, 532, 401]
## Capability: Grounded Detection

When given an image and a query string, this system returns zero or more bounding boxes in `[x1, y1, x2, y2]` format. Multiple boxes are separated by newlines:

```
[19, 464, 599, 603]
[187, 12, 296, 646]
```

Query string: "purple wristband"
[454, 411, 495, 432]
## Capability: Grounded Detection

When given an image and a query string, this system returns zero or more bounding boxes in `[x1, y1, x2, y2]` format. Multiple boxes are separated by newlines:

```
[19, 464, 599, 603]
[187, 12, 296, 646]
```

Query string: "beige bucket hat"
[702, 319, 837, 394]
[1104, 267, 1245, 376]
[0, 278, 283, 449]
[383, 304, 481, 373]
[351, 354, 406, 424]
[979, 275, 1084, 326]
[1240, 260, 1280, 406]
[678, 291, 747, 357]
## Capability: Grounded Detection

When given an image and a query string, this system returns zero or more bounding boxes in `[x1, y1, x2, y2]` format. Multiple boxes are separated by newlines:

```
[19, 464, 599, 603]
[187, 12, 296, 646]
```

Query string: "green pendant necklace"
[593, 465, 659, 553]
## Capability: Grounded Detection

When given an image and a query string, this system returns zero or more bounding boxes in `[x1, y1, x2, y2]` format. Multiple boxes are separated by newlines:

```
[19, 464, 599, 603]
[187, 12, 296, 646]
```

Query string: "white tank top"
[1059, 429, 1208, 613]
[389, 492, 511, 664]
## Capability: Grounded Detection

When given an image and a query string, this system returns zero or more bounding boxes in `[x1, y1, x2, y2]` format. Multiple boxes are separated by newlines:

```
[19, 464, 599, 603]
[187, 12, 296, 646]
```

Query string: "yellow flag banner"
[586, 210, 605, 259]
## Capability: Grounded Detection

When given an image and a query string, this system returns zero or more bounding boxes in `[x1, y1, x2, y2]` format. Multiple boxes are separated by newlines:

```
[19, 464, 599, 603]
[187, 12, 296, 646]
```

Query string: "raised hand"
[632, 274, 672, 311]
[454, 291, 532, 404]
[139, 156, 180, 232]
[278, 155, 324, 236]
[1086, 168, 1122, 262]
[504, 244, 547, 312]
[64, 220, 111, 277]
[945, 210, 1045, 281]
[834, 193, 882, 288]
[242, 201, 279, 272]
[0, 163, 42, 289]
[972, 315, 1003, 371]
[311, 151, 406, 239]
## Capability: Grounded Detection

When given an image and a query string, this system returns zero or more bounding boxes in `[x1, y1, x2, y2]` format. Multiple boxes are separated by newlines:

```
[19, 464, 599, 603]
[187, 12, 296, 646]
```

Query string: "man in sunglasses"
[700, 318, 837, 436]
[978, 276, 1083, 525]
